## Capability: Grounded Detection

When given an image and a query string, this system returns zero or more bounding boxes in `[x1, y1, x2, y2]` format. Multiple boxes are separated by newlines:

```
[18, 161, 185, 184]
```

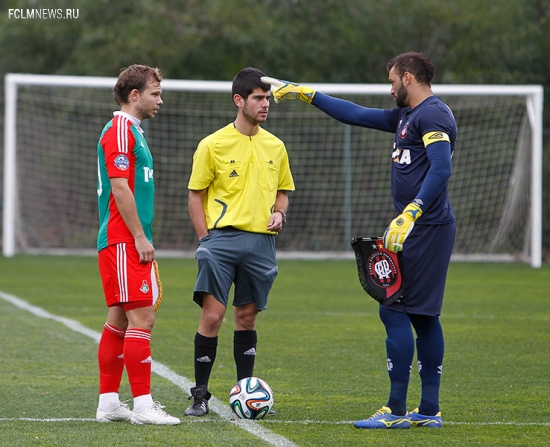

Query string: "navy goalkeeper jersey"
[312, 93, 457, 225]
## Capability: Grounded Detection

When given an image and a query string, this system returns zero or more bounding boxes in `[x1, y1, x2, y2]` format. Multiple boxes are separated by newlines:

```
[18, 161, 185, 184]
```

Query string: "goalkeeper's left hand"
[261, 76, 316, 104]
[383, 202, 423, 253]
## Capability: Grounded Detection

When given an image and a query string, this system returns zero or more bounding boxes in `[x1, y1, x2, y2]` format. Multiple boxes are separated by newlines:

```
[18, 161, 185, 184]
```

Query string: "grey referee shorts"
[192, 227, 278, 310]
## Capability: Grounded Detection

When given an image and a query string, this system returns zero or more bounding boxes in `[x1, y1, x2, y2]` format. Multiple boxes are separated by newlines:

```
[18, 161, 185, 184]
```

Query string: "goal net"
[2, 74, 543, 267]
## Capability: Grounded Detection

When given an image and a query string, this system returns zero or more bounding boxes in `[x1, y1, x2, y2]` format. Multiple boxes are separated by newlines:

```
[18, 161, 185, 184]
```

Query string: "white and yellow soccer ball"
[229, 377, 274, 420]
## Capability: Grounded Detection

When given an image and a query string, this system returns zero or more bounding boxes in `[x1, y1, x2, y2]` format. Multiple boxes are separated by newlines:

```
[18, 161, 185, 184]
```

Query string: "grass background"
[0, 255, 548, 446]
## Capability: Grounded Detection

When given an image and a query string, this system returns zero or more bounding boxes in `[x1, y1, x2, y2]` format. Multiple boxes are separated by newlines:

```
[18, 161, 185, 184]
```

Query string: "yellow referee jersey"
[188, 123, 295, 234]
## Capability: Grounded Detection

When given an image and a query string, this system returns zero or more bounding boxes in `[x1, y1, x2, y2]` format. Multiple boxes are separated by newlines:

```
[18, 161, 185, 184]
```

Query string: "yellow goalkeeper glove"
[383, 202, 423, 253]
[260, 76, 316, 104]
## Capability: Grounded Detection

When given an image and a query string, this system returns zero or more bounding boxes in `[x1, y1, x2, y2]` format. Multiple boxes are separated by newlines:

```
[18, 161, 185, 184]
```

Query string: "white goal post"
[2, 73, 544, 267]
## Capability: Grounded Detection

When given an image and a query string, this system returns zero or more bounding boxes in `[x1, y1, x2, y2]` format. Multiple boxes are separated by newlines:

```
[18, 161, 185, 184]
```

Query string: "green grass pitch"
[0, 255, 549, 446]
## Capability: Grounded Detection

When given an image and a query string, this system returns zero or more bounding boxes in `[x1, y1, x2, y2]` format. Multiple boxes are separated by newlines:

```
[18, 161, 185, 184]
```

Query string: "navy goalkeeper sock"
[410, 314, 444, 415]
[379, 307, 414, 416]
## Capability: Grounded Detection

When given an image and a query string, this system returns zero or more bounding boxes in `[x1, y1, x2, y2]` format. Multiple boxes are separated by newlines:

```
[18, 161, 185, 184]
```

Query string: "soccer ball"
[229, 377, 274, 420]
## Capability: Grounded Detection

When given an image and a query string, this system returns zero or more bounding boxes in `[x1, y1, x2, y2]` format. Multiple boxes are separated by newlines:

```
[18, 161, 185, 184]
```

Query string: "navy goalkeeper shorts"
[381, 221, 456, 316]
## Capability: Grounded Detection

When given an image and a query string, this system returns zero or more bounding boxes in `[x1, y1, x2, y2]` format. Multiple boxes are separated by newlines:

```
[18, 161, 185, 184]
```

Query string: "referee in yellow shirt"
[184, 67, 295, 417]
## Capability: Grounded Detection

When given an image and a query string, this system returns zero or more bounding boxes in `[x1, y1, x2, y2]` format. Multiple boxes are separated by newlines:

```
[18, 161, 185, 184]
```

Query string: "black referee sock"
[194, 332, 218, 388]
[234, 330, 257, 381]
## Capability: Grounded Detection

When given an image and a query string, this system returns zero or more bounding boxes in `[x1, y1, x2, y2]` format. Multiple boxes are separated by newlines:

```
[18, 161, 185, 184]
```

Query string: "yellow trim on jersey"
[188, 124, 295, 234]
[422, 131, 450, 147]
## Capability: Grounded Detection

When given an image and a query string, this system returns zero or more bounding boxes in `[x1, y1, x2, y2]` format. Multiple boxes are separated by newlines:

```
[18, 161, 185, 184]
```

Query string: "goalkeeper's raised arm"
[261, 76, 390, 131]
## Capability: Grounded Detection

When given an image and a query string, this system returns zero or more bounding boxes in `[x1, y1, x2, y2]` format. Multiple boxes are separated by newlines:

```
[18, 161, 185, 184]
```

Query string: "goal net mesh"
[10, 81, 532, 259]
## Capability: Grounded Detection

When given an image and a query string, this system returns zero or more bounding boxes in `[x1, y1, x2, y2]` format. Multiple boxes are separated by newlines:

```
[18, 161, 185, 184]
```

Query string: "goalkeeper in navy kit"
[263, 52, 456, 429]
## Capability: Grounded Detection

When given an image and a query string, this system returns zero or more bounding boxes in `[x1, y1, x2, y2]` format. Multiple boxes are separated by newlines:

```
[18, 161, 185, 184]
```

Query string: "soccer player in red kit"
[95, 65, 179, 425]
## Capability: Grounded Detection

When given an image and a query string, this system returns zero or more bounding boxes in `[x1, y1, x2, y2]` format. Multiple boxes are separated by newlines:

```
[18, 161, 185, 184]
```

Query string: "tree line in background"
[0, 0, 549, 255]
[1, 0, 548, 84]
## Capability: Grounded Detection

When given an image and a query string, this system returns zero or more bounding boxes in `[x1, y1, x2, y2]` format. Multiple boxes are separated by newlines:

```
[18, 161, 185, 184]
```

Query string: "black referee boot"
[184, 385, 211, 416]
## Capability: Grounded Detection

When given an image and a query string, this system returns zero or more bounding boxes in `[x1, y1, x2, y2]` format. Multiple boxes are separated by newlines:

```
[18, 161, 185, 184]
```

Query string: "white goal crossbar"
[2, 74, 544, 267]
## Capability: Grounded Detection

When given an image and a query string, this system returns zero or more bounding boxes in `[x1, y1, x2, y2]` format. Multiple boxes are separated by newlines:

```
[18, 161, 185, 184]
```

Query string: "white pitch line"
[0, 418, 549, 427]
[3, 291, 548, 432]
[0, 290, 298, 447]
[0, 418, 98, 422]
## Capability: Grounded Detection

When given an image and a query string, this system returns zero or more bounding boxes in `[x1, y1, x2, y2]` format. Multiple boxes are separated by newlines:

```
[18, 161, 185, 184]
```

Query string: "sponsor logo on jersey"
[114, 154, 130, 170]
[392, 147, 401, 161]
[392, 148, 412, 165]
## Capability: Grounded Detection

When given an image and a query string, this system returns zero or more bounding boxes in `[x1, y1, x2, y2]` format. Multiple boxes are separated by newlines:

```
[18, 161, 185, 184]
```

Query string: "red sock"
[123, 328, 152, 398]
[98, 323, 125, 394]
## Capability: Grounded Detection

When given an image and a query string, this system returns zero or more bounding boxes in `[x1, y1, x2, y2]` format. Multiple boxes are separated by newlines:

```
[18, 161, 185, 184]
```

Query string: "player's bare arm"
[110, 177, 155, 262]
[267, 190, 289, 232]
[188, 189, 209, 240]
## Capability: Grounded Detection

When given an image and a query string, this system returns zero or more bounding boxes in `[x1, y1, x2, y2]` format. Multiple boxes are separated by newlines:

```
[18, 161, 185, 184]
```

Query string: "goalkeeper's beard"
[393, 83, 409, 108]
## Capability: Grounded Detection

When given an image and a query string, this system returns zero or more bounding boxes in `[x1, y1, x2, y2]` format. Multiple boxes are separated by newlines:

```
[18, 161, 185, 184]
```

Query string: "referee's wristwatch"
[276, 209, 287, 223]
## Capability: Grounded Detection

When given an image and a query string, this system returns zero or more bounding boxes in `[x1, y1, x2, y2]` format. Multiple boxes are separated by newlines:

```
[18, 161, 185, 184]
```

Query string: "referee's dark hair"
[232, 67, 271, 103]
